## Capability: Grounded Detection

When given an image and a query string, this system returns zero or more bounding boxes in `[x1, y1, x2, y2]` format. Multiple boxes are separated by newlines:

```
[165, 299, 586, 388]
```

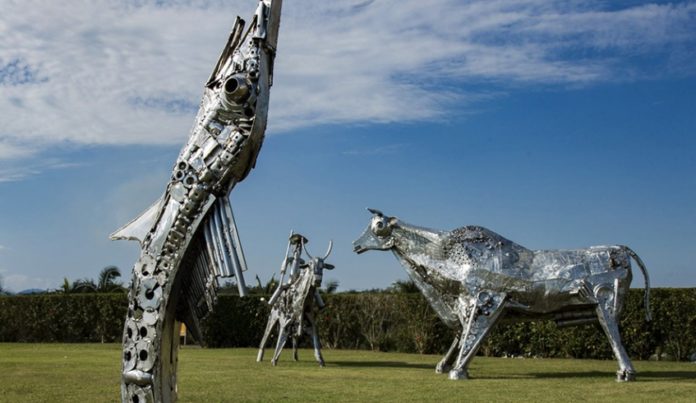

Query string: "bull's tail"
[622, 246, 651, 321]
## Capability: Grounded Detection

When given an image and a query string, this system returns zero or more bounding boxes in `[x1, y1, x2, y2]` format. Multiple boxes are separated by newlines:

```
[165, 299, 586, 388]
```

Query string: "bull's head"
[352, 208, 398, 254]
[303, 240, 335, 287]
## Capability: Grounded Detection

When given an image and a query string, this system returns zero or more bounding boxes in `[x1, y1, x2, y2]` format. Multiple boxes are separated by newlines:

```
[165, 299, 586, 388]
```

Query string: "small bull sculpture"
[353, 209, 650, 381]
[257, 232, 335, 366]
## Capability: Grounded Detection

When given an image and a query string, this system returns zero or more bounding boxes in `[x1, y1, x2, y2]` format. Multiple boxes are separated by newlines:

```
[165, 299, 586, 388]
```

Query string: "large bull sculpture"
[353, 209, 650, 381]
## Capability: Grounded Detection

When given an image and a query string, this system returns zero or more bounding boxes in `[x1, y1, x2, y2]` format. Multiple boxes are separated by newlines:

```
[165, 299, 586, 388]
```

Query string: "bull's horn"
[303, 242, 314, 260]
[323, 240, 333, 260]
[367, 207, 383, 216]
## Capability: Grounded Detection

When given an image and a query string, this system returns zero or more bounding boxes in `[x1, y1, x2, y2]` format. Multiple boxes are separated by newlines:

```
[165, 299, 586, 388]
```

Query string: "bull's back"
[529, 245, 629, 281]
[504, 246, 632, 314]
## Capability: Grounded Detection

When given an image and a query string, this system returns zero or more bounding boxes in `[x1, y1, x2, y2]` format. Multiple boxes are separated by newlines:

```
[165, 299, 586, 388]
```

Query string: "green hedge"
[1, 289, 695, 361]
[0, 294, 127, 343]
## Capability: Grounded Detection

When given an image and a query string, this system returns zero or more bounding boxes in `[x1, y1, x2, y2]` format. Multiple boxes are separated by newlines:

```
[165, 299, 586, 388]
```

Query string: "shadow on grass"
[638, 371, 696, 380]
[331, 361, 433, 370]
[531, 370, 696, 381]
[532, 371, 613, 379]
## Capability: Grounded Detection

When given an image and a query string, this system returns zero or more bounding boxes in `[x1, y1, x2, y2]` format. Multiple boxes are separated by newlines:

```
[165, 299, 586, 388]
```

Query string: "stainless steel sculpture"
[257, 233, 335, 366]
[110, 1, 283, 401]
[353, 209, 651, 381]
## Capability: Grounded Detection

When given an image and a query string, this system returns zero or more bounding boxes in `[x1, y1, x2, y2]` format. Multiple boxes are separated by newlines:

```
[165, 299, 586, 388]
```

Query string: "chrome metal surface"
[257, 233, 335, 367]
[111, 1, 283, 401]
[353, 209, 651, 381]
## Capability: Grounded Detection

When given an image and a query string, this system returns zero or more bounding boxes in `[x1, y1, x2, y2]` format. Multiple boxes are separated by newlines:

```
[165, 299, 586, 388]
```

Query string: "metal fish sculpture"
[111, 1, 283, 401]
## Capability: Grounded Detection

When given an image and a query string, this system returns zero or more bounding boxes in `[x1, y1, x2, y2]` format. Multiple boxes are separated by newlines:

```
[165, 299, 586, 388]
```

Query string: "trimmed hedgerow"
[1, 289, 694, 361]
[0, 294, 127, 343]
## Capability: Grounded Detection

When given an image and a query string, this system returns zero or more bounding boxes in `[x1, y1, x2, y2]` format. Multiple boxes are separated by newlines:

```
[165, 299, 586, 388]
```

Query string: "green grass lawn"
[1, 344, 694, 402]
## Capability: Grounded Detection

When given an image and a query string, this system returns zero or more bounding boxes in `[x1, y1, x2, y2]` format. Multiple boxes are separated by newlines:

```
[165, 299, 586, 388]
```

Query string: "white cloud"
[0, 0, 694, 167]
[342, 143, 408, 156]
[0, 166, 39, 183]
[0, 157, 82, 182]
[0, 139, 35, 160]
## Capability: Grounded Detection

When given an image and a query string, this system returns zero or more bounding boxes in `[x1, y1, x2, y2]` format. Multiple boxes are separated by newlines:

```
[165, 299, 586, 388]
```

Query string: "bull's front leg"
[257, 311, 279, 362]
[271, 319, 290, 366]
[305, 312, 325, 367]
[435, 332, 460, 374]
[449, 291, 506, 380]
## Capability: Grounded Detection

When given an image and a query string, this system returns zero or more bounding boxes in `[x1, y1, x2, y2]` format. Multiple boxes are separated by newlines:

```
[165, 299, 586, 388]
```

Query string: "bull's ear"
[323, 263, 335, 270]
[388, 216, 399, 227]
[367, 207, 383, 217]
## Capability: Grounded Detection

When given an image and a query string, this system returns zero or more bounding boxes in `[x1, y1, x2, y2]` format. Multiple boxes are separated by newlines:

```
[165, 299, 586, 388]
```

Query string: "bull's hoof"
[616, 370, 636, 382]
[448, 369, 469, 380]
[318, 360, 325, 367]
[256, 351, 264, 362]
[271, 359, 278, 367]
[435, 363, 451, 374]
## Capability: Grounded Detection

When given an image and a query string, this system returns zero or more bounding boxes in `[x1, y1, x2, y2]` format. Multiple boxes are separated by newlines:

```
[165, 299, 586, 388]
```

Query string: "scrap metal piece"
[353, 209, 651, 381]
[257, 233, 334, 367]
[123, 344, 137, 372]
[136, 278, 162, 312]
[110, 2, 283, 401]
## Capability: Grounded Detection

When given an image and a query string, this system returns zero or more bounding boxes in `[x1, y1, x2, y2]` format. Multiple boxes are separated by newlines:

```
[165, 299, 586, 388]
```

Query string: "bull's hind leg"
[436, 333, 460, 374]
[292, 335, 299, 361]
[449, 291, 506, 380]
[594, 284, 636, 381]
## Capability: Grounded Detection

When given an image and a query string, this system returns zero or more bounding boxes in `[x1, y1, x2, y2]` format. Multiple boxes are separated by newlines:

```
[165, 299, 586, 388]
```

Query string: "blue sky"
[0, 0, 694, 292]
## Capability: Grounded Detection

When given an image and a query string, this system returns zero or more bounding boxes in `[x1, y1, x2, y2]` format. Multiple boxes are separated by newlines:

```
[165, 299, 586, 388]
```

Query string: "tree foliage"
[61, 266, 125, 294]
[97, 266, 123, 292]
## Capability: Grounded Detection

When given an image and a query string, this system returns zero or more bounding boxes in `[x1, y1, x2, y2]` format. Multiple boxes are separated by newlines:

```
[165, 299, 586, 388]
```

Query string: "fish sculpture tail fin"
[110, 196, 164, 246]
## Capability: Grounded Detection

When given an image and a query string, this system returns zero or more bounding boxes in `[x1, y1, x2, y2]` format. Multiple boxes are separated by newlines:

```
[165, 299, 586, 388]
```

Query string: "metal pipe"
[204, 221, 225, 277]
[223, 199, 249, 272]
[209, 208, 233, 278]
[200, 241, 218, 278]
[267, 232, 293, 306]
[191, 260, 207, 309]
[220, 200, 249, 296]
[212, 202, 235, 278]
[194, 244, 211, 282]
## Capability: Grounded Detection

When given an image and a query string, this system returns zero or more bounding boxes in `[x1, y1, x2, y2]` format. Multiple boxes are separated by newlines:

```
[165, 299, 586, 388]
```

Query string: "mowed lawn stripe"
[1, 344, 694, 402]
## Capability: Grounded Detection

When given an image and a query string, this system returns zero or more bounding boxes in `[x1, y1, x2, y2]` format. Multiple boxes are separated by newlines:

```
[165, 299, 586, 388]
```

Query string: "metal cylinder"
[221, 74, 250, 108]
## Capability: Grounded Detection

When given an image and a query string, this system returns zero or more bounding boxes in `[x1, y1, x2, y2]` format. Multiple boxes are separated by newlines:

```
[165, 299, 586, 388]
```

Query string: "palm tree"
[247, 274, 278, 295]
[70, 278, 98, 293]
[97, 265, 123, 292]
[322, 280, 339, 294]
[60, 278, 71, 293]
[60, 266, 124, 293]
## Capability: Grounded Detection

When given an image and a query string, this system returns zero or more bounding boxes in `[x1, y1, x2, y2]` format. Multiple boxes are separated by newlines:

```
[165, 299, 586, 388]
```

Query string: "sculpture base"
[617, 370, 636, 382]
[448, 369, 469, 380]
